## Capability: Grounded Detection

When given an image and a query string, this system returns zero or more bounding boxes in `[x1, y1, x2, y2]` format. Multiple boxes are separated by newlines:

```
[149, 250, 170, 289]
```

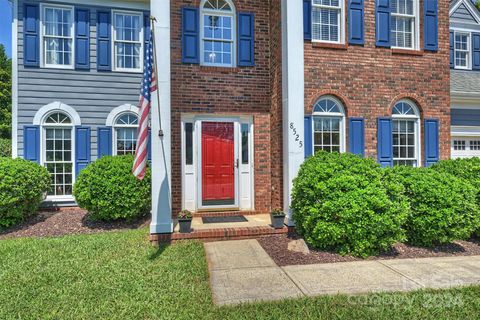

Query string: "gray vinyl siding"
[16, 0, 146, 160]
[451, 108, 480, 126]
[451, 3, 478, 23]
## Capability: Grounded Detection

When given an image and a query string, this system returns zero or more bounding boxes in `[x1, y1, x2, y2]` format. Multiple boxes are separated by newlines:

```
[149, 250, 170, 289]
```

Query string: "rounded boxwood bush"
[431, 158, 480, 199]
[0, 138, 11, 157]
[387, 166, 480, 247]
[73, 155, 151, 221]
[0, 157, 50, 228]
[291, 152, 409, 257]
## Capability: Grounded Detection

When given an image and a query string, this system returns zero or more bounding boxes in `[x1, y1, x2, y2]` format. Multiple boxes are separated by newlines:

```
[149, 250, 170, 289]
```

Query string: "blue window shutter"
[75, 126, 91, 176]
[377, 118, 393, 167]
[148, 129, 152, 161]
[23, 4, 39, 67]
[304, 116, 312, 158]
[23, 125, 40, 163]
[182, 7, 199, 64]
[424, 119, 439, 167]
[375, 0, 391, 47]
[349, 118, 365, 157]
[97, 127, 112, 158]
[303, 0, 312, 41]
[472, 33, 480, 70]
[450, 31, 454, 69]
[238, 13, 255, 67]
[348, 0, 364, 45]
[97, 11, 111, 71]
[144, 13, 150, 62]
[423, 0, 438, 51]
[75, 9, 90, 70]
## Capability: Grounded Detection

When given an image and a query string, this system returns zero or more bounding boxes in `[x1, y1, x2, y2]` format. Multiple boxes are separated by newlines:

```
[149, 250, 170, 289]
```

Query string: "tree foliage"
[0, 44, 12, 139]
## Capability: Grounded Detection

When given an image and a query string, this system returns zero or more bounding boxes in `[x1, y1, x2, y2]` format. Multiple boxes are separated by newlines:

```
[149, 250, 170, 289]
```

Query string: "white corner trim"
[33, 101, 82, 126]
[11, 0, 18, 158]
[449, 0, 480, 24]
[106, 104, 139, 126]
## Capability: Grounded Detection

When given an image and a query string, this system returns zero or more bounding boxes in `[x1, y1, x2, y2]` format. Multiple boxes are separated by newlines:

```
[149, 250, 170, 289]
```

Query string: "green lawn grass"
[0, 229, 479, 320]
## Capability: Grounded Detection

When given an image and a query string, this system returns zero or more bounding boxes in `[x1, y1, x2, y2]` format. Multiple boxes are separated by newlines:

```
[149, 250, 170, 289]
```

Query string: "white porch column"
[281, 0, 305, 226]
[150, 0, 173, 234]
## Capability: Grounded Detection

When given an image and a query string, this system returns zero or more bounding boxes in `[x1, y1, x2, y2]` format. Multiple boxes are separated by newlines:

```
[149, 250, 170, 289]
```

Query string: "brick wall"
[304, 0, 451, 161]
[170, 0, 275, 215]
[269, 0, 283, 210]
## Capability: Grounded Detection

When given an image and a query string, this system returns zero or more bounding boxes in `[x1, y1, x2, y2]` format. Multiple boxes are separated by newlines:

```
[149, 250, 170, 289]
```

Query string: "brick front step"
[150, 226, 291, 243]
[192, 211, 265, 218]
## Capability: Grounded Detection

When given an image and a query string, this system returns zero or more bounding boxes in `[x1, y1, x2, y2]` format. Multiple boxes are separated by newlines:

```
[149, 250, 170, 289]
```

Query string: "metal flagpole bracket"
[158, 130, 164, 137]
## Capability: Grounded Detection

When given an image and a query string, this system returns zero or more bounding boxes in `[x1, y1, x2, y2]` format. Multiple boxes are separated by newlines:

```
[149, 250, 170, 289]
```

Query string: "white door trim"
[181, 115, 254, 212]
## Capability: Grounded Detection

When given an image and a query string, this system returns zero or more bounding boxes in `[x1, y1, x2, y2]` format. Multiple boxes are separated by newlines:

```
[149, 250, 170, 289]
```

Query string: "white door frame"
[181, 115, 254, 212]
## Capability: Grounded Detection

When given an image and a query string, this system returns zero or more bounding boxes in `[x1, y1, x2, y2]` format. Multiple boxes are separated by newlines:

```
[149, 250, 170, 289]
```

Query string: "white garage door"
[452, 137, 480, 158]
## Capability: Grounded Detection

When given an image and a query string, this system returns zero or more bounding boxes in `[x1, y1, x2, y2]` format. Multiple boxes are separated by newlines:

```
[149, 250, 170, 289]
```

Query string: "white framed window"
[40, 4, 74, 68]
[312, 0, 344, 44]
[390, 0, 419, 49]
[113, 112, 139, 155]
[200, 0, 236, 67]
[453, 140, 466, 151]
[112, 10, 143, 72]
[392, 100, 421, 167]
[312, 96, 346, 153]
[42, 112, 74, 197]
[454, 32, 471, 69]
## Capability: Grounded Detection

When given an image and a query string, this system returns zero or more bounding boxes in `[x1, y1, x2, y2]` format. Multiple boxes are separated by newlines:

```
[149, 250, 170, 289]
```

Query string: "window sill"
[310, 42, 348, 50]
[391, 48, 424, 56]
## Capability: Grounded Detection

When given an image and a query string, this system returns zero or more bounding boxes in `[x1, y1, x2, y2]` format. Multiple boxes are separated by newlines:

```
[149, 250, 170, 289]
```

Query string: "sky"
[0, 0, 12, 58]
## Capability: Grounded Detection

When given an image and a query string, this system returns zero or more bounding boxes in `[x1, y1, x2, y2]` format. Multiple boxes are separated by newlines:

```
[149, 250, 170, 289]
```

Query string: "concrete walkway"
[204, 239, 480, 305]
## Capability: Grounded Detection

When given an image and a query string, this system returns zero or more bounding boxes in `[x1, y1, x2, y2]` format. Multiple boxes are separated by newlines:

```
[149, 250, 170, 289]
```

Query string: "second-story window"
[42, 5, 74, 68]
[390, 0, 418, 49]
[454, 32, 470, 69]
[113, 11, 143, 72]
[312, 0, 344, 44]
[200, 0, 236, 67]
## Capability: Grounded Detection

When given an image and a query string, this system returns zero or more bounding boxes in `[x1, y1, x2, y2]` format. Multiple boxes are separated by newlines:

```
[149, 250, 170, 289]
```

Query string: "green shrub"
[74, 155, 151, 221]
[0, 158, 50, 228]
[387, 166, 480, 247]
[431, 158, 480, 200]
[292, 152, 409, 257]
[0, 138, 11, 157]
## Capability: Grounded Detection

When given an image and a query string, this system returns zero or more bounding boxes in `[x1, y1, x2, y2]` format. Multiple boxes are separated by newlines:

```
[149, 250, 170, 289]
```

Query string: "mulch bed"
[0, 208, 150, 240]
[258, 233, 480, 266]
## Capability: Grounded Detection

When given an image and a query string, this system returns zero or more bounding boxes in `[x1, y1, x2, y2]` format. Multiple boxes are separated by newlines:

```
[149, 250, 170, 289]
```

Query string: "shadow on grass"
[148, 243, 169, 261]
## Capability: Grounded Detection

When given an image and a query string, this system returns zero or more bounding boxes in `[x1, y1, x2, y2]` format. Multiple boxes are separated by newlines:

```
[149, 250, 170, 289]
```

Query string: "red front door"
[202, 122, 235, 206]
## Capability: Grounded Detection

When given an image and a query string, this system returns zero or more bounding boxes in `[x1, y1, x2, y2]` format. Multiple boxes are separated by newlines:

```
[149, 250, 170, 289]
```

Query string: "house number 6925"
[290, 122, 303, 148]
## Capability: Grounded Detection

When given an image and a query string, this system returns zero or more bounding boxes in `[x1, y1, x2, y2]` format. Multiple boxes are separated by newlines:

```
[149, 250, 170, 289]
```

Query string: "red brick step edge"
[150, 226, 293, 244]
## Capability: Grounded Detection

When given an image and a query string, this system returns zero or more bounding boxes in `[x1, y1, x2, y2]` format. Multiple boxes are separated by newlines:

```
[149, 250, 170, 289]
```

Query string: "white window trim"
[390, 0, 420, 51]
[39, 3, 75, 69]
[311, 96, 346, 153]
[392, 100, 421, 167]
[111, 10, 144, 73]
[40, 111, 76, 201]
[112, 112, 139, 156]
[200, 0, 237, 67]
[311, 0, 345, 44]
[453, 31, 472, 70]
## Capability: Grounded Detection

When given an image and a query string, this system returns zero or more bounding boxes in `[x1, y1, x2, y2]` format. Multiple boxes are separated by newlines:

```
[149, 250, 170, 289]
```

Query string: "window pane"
[312, 7, 340, 42]
[392, 119, 417, 167]
[44, 128, 73, 196]
[116, 128, 137, 155]
[185, 123, 193, 165]
[313, 117, 342, 153]
[241, 124, 249, 164]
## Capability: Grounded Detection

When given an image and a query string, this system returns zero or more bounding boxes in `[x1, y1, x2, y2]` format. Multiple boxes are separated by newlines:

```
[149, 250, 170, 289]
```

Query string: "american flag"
[133, 30, 157, 180]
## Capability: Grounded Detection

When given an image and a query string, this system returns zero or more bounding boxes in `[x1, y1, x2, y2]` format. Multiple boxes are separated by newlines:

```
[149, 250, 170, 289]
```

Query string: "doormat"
[202, 215, 248, 224]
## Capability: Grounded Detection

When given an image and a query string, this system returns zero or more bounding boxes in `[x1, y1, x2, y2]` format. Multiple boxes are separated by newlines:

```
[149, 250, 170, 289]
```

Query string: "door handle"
[235, 159, 239, 168]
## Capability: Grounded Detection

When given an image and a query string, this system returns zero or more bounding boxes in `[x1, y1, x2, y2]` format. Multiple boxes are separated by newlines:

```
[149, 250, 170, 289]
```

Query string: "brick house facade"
[11, 0, 449, 235]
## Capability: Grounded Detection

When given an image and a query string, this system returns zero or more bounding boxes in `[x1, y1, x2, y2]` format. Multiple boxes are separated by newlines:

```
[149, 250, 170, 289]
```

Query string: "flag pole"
[150, 16, 164, 138]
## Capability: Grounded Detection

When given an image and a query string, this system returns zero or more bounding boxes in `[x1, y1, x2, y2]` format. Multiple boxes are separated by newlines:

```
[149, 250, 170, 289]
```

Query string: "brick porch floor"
[150, 214, 291, 243]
